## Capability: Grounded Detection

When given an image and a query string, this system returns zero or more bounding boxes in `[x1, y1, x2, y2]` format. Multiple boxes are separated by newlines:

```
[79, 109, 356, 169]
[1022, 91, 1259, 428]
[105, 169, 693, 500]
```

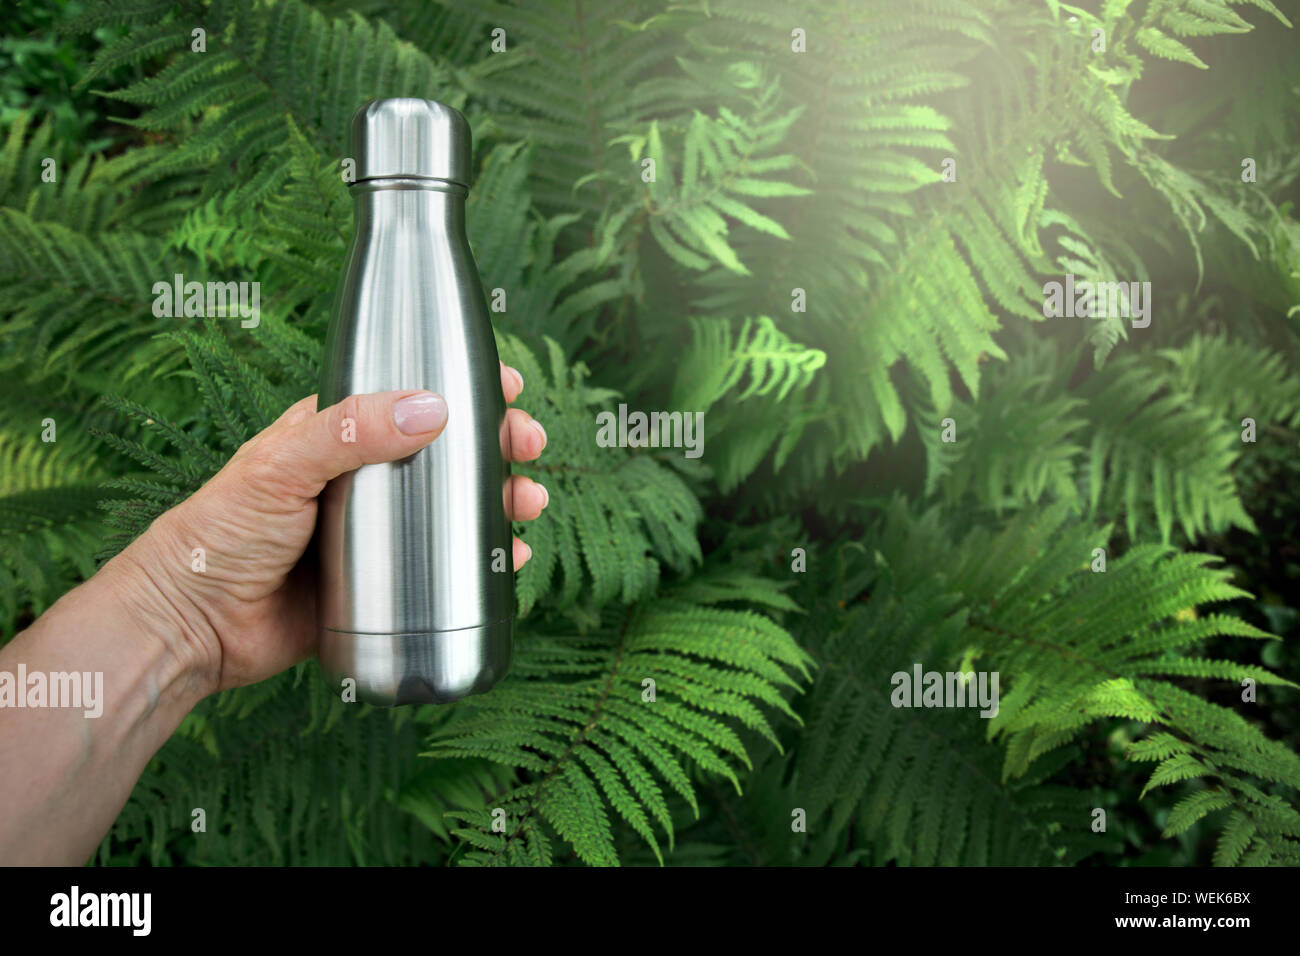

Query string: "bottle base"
[318, 619, 513, 707]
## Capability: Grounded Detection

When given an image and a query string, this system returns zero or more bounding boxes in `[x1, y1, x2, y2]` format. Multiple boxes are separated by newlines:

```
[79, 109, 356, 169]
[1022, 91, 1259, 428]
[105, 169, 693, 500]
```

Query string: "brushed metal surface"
[316, 100, 514, 706]
[351, 98, 471, 184]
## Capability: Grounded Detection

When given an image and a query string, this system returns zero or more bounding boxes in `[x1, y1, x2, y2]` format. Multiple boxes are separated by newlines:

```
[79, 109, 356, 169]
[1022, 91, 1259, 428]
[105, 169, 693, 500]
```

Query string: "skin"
[0, 362, 547, 865]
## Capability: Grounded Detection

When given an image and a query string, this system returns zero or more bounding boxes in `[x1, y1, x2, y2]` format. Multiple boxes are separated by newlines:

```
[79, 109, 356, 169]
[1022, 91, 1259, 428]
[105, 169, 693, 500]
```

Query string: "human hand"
[116, 362, 548, 699]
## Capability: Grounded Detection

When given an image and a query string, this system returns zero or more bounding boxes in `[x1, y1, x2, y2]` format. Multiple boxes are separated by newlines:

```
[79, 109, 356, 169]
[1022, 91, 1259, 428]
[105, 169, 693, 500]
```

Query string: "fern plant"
[1, 0, 1299, 867]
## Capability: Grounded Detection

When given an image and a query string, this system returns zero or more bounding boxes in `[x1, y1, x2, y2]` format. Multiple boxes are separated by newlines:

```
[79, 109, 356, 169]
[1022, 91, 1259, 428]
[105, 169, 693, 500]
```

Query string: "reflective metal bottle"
[316, 98, 514, 706]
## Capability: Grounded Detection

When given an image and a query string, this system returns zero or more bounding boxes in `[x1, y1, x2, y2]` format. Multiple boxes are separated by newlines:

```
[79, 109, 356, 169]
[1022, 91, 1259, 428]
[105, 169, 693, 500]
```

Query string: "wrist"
[105, 515, 223, 707]
[0, 519, 219, 863]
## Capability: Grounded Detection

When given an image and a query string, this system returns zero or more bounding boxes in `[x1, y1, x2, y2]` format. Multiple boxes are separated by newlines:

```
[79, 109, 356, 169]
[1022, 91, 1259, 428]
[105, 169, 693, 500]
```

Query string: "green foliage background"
[2, 0, 1300, 865]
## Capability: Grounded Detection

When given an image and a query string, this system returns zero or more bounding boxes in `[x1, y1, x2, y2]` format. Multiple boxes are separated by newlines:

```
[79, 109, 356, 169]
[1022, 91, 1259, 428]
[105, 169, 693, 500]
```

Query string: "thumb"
[264, 390, 448, 498]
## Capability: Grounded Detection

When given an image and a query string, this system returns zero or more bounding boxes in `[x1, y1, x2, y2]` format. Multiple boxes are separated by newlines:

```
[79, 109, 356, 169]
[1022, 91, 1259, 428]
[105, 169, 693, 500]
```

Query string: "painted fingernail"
[393, 392, 448, 434]
[536, 482, 550, 508]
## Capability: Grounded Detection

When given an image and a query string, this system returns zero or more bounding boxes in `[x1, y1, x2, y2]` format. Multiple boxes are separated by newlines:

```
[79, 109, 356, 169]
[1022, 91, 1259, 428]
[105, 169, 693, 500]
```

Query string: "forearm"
[0, 527, 217, 865]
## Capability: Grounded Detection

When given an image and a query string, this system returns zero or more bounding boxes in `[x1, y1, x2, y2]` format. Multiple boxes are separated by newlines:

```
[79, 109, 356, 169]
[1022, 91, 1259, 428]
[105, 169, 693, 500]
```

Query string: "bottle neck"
[350, 178, 467, 235]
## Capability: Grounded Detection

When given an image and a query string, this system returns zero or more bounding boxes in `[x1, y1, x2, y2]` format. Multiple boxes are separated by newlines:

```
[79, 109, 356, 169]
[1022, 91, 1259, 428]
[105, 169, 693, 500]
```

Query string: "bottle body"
[317, 177, 514, 705]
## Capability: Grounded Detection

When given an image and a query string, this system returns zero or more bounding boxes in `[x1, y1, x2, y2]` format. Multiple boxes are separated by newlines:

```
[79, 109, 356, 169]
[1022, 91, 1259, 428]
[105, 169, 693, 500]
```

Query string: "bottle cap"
[350, 98, 471, 186]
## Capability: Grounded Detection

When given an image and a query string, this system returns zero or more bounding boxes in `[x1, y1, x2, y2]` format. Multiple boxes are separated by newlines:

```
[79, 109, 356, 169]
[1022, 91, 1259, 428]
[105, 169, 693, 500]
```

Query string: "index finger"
[500, 361, 524, 404]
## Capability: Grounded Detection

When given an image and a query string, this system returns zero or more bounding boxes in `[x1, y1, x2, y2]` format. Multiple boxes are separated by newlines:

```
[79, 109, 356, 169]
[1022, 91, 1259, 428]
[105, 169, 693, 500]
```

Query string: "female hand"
[0, 363, 547, 864]
[122, 361, 548, 696]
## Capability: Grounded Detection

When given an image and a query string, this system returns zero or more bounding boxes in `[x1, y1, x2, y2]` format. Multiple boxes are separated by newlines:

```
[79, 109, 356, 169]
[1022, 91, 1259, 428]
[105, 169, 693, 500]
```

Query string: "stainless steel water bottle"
[316, 98, 514, 706]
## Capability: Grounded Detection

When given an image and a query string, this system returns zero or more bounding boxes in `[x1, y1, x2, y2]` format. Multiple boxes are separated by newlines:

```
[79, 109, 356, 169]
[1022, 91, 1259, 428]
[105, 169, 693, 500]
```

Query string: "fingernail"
[521, 541, 533, 562]
[532, 418, 547, 445]
[393, 392, 448, 434]
[536, 482, 550, 508]
[507, 365, 524, 394]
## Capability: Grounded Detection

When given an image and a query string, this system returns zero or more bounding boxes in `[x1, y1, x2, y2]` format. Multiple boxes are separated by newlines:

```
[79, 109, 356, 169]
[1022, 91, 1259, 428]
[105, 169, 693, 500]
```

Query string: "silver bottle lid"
[350, 98, 471, 185]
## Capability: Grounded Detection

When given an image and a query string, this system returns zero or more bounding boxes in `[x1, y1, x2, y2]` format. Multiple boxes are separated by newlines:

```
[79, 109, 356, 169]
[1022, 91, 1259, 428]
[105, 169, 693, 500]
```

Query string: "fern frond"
[426, 576, 813, 866]
[796, 496, 1300, 865]
[496, 333, 705, 617]
[72, 0, 465, 194]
